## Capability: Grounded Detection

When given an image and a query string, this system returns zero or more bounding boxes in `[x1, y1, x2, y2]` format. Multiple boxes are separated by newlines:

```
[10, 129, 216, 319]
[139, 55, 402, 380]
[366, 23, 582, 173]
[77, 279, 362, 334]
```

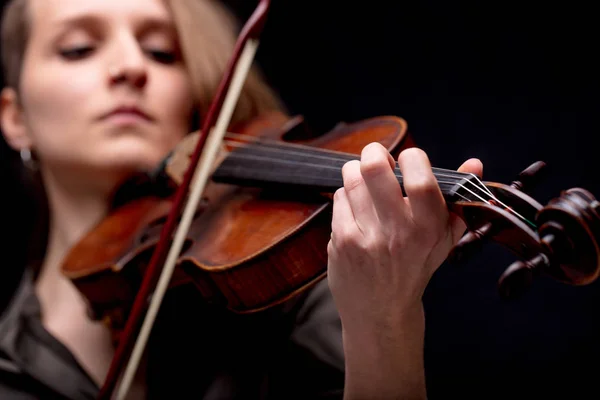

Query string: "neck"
[32, 166, 119, 386]
[210, 140, 481, 202]
[35, 165, 112, 322]
[38, 168, 112, 279]
[35, 164, 115, 315]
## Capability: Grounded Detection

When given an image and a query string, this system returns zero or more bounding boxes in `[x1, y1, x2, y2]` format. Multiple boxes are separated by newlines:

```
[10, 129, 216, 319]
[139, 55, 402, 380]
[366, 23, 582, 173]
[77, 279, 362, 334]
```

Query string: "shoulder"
[0, 268, 47, 398]
[0, 365, 65, 400]
[0, 268, 98, 400]
[0, 267, 35, 358]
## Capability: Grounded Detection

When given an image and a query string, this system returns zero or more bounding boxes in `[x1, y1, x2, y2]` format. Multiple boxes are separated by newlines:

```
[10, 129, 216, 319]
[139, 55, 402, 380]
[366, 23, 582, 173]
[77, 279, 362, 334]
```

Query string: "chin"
[103, 141, 173, 171]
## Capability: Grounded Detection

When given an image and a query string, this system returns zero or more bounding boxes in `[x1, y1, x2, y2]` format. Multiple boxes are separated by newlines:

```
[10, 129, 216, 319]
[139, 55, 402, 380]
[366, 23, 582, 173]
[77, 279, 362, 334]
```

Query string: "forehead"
[27, 0, 172, 31]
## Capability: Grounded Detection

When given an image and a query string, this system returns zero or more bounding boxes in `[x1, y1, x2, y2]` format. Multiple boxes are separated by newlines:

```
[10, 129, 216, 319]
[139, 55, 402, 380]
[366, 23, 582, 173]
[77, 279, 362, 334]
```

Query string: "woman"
[0, 0, 483, 398]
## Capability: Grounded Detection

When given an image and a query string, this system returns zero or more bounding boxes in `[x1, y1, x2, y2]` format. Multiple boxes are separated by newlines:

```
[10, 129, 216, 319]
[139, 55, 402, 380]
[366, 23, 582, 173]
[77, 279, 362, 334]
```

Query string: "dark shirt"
[0, 268, 345, 399]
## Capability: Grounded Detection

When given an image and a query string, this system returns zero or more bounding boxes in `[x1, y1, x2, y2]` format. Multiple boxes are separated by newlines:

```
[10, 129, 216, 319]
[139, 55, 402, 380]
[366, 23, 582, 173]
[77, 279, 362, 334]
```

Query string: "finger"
[458, 158, 483, 178]
[330, 187, 360, 248]
[359, 142, 407, 227]
[397, 147, 446, 228]
[449, 158, 484, 242]
[341, 159, 380, 235]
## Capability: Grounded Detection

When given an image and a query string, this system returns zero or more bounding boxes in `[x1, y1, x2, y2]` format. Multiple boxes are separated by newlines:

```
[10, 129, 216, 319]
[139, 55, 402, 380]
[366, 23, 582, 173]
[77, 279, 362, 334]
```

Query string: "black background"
[2, 0, 599, 398]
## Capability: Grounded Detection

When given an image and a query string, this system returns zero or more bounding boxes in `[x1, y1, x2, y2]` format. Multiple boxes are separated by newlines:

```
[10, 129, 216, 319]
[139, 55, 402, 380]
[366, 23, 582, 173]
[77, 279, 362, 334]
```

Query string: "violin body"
[61, 113, 410, 332]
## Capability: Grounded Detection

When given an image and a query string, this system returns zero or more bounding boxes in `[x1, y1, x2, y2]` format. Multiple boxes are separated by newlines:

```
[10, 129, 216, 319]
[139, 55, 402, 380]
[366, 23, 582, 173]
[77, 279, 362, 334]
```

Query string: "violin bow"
[97, 1, 272, 398]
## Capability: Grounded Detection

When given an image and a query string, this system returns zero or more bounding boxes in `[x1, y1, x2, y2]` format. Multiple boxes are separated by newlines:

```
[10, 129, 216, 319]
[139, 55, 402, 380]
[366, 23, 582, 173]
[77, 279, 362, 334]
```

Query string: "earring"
[20, 148, 38, 170]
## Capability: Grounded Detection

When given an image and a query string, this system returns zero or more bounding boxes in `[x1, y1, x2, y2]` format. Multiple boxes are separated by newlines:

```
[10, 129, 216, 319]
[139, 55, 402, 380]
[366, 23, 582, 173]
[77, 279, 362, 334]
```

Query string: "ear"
[1, 87, 32, 151]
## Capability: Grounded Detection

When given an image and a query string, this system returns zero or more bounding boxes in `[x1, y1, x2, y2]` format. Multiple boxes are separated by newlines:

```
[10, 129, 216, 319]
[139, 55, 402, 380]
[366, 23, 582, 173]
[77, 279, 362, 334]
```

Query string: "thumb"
[449, 158, 484, 243]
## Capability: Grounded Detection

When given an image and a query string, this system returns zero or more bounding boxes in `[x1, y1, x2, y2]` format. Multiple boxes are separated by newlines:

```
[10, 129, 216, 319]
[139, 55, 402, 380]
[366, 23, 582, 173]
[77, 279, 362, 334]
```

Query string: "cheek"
[155, 70, 195, 131]
[20, 63, 100, 151]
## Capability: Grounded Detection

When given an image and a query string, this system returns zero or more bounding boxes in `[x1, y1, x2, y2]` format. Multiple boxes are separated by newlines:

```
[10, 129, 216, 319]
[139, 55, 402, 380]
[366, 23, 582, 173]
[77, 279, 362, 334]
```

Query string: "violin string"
[178, 132, 530, 226]
[221, 131, 495, 200]
[469, 173, 494, 197]
[218, 148, 535, 227]
[220, 150, 492, 202]
[217, 136, 529, 223]
[222, 131, 472, 180]
[221, 136, 486, 196]
[221, 139, 492, 200]
[216, 141, 531, 224]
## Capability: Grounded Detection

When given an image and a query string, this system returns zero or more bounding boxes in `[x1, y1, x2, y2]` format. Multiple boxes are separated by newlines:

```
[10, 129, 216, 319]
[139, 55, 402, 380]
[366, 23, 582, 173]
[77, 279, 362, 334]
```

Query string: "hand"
[327, 143, 483, 333]
[327, 143, 482, 398]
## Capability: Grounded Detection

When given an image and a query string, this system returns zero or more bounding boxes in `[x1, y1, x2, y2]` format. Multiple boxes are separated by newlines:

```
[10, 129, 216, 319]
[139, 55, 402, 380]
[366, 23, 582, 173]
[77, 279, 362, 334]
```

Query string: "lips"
[101, 105, 154, 122]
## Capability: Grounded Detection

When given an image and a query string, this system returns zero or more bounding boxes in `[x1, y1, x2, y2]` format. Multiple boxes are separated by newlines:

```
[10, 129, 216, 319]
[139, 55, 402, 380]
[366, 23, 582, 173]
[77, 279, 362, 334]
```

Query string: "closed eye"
[59, 46, 95, 60]
[145, 49, 177, 64]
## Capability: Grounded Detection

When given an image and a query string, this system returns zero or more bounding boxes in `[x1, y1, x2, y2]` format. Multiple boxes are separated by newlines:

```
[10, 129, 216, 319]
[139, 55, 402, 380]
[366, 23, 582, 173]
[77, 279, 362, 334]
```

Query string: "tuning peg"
[448, 222, 494, 264]
[497, 253, 551, 298]
[510, 161, 547, 193]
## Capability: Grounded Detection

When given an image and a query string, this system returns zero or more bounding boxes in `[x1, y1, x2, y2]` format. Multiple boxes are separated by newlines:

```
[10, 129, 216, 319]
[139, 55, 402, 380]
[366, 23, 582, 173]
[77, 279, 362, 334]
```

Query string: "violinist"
[0, 0, 482, 399]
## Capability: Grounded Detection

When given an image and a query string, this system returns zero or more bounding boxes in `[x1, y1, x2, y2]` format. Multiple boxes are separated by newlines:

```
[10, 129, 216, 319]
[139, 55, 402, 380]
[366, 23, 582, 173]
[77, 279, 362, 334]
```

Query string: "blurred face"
[16, 0, 195, 188]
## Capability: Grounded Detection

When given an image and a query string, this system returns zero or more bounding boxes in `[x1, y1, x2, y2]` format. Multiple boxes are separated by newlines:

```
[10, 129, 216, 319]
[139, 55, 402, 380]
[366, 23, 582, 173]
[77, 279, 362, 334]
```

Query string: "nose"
[108, 36, 148, 89]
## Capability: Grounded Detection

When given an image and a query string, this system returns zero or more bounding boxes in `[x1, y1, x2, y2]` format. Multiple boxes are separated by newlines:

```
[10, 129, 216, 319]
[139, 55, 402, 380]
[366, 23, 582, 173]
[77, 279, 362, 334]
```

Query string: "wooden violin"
[59, 1, 599, 398]
[61, 110, 600, 323]
[62, 109, 600, 400]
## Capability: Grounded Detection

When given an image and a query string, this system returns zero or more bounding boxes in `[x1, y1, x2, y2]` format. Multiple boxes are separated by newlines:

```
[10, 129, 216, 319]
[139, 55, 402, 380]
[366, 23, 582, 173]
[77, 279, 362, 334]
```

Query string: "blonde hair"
[0, 0, 286, 127]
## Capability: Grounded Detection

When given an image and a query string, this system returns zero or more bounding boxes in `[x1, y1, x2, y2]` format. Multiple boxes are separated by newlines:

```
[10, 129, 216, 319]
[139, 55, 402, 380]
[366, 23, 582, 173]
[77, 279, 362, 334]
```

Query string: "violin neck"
[211, 141, 482, 203]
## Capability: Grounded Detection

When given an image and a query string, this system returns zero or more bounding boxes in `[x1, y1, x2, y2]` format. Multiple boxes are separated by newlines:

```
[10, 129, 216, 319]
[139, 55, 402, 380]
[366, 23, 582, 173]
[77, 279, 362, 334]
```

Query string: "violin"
[65, 111, 600, 398]
[62, 108, 600, 324]
[57, 1, 600, 398]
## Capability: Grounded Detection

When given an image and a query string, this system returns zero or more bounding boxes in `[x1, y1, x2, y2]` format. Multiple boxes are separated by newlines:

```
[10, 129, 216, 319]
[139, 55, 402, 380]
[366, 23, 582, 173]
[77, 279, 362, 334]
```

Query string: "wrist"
[341, 304, 427, 399]
[341, 301, 425, 345]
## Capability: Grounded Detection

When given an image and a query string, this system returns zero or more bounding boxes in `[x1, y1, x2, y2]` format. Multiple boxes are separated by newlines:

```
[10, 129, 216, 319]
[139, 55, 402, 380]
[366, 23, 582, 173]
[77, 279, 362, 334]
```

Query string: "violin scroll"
[448, 161, 548, 263]
[498, 188, 600, 297]
[447, 161, 600, 298]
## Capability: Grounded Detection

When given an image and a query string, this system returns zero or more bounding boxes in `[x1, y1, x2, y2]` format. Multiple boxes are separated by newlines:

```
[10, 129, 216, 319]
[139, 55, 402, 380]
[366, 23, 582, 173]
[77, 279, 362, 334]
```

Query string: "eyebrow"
[136, 17, 177, 36]
[49, 14, 104, 33]
[49, 13, 177, 38]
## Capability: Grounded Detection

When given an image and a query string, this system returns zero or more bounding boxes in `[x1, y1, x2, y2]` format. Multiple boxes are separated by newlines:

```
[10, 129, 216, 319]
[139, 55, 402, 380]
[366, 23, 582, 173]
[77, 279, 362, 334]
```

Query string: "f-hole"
[138, 207, 206, 245]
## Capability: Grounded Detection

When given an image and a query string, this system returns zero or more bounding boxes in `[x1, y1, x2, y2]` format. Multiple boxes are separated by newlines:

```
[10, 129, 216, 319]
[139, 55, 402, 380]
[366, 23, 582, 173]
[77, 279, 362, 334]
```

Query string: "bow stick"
[98, 1, 272, 398]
